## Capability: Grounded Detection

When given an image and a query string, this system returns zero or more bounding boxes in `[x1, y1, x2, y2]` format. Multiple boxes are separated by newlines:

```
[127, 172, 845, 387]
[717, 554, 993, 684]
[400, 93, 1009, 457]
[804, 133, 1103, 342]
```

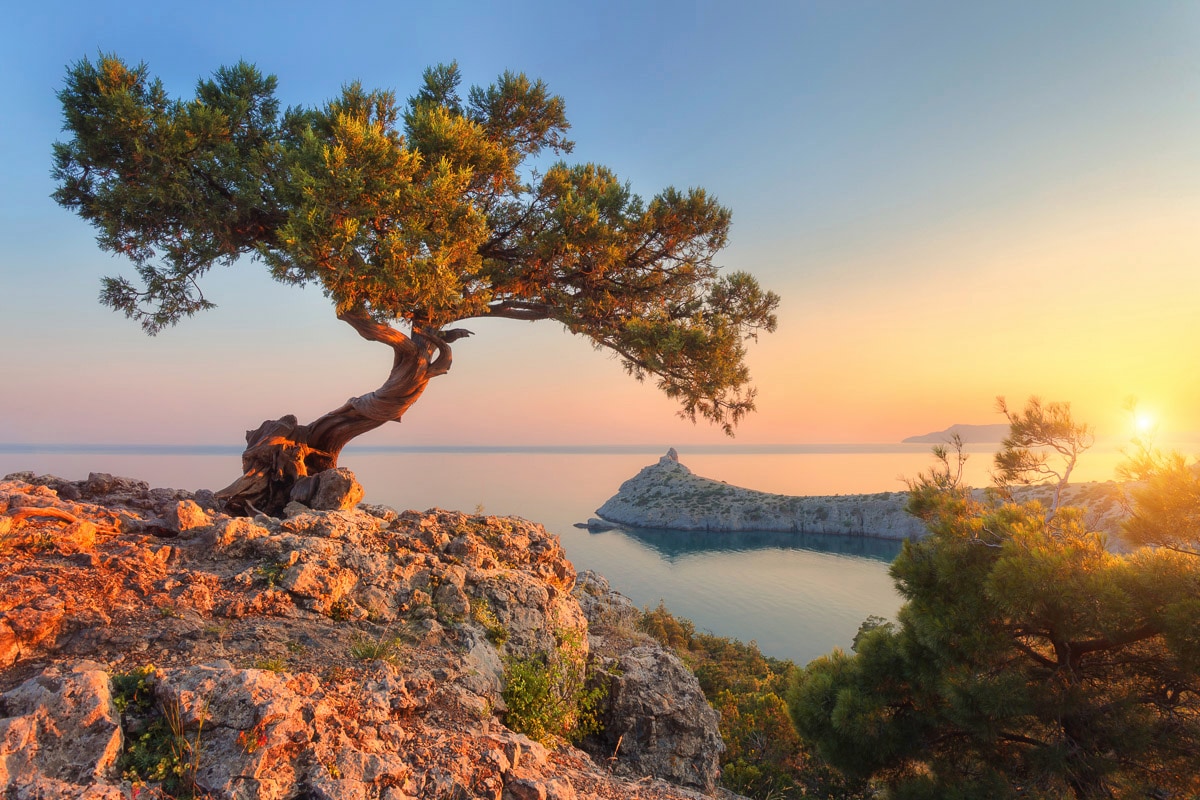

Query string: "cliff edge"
[0, 470, 730, 800]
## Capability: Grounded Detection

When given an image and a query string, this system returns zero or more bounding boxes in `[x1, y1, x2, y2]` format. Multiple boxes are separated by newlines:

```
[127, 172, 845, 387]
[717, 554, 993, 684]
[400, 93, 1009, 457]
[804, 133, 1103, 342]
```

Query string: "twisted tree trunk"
[216, 312, 469, 515]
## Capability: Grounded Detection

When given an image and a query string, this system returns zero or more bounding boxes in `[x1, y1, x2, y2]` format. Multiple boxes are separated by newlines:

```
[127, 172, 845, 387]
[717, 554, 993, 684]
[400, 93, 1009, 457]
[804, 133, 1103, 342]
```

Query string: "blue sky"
[2, 1, 1198, 446]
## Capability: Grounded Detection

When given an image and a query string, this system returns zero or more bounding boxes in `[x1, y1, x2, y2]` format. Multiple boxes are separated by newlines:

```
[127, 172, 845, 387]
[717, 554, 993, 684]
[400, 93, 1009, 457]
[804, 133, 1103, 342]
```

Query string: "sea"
[0, 441, 1147, 665]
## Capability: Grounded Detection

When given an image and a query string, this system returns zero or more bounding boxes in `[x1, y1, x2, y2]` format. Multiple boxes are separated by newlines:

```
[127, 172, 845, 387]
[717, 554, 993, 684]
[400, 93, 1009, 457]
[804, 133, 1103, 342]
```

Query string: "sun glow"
[1134, 410, 1157, 435]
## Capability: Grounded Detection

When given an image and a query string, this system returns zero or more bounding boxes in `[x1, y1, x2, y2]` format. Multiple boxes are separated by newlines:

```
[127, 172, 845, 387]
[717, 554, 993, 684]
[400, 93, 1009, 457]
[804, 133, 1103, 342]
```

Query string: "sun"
[1134, 410, 1157, 434]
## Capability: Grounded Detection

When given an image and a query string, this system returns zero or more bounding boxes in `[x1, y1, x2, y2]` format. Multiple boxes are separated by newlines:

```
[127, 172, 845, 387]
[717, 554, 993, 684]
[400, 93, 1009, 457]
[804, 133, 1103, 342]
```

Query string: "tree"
[1121, 454, 1200, 557]
[993, 396, 1093, 516]
[52, 56, 779, 514]
[788, 400, 1200, 799]
[1118, 426, 1200, 558]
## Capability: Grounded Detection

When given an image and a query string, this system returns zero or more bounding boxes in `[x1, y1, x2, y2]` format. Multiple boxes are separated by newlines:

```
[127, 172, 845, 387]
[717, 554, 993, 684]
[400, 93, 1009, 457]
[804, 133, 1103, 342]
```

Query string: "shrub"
[502, 629, 605, 744]
[111, 666, 207, 798]
[470, 596, 509, 645]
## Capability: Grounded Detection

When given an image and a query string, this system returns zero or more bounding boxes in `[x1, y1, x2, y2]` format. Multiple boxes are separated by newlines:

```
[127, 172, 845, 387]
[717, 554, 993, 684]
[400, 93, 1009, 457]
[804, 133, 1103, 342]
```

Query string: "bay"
[0, 442, 1144, 664]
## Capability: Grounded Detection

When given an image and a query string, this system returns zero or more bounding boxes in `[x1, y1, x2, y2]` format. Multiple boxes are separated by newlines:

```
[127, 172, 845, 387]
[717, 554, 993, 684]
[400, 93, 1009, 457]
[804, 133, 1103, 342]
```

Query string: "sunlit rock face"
[0, 472, 724, 800]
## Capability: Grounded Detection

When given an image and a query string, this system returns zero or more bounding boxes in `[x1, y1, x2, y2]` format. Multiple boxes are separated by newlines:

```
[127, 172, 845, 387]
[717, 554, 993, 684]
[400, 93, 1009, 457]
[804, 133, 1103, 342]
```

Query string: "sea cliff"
[0, 470, 727, 800]
[594, 450, 1128, 539]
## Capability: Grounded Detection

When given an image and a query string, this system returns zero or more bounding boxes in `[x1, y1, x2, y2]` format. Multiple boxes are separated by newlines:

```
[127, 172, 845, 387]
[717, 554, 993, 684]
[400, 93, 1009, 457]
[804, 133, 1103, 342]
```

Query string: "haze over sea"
[0, 441, 1173, 664]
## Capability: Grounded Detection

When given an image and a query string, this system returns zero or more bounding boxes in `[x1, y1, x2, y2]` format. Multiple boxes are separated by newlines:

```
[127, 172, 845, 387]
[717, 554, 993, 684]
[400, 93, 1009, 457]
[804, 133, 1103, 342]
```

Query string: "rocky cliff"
[594, 450, 1129, 539]
[0, 470, 731, 800]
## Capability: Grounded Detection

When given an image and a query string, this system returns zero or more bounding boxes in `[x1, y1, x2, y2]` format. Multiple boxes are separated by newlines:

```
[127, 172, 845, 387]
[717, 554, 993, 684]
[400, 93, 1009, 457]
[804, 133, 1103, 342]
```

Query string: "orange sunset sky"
[2, 2, 1198, 448]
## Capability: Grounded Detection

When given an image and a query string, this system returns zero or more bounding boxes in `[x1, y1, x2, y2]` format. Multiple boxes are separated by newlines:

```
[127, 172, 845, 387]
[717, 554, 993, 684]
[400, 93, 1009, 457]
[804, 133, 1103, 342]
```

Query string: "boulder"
[0, 667, 123, 797]
[168, 499, 212, 533]
[574, 572, 724, 794]
[592, 646, 724, 793]
[0, 598, 66, 667]
[289, 468, 364, 511]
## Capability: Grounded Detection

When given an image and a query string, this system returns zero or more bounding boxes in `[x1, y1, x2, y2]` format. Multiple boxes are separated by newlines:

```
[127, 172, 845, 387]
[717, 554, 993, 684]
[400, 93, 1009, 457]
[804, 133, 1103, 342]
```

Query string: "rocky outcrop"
[0, 666, 123, 798]
[575, 572, 723, 793]
[595, 450, 1129, 539]
[0, 471, 729, 800]
[595, 450, 926, 538]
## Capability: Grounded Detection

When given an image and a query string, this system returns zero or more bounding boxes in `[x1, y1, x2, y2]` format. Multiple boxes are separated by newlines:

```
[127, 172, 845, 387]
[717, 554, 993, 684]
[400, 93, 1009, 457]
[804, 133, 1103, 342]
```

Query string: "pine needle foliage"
[788, 399, 1200, 800]
[53, 55, 778, 434]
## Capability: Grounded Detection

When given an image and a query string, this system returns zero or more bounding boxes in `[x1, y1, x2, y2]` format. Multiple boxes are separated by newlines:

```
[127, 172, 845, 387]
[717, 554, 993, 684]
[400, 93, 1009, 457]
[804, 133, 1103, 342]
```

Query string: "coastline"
[594, 450, 1130, 540]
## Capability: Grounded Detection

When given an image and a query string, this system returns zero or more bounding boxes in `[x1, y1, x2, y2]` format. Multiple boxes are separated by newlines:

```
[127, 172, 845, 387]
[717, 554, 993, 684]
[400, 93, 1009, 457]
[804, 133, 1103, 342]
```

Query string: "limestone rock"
[596, 450, 1130, 540]
[593, 451, 923, 537]
[290, 467, 364, 511]
[0, 667, 123, 796]
[0, 473, 729, 800]
[0, 598, 66, 667]
[575, 572, 724, 794]
[169, 499, 212, 533]
[594, 645, 723, 792]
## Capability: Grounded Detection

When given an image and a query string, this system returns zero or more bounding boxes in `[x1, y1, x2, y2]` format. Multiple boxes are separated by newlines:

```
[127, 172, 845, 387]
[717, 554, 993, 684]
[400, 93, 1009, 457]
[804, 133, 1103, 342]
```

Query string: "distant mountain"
[902, 423, 1010, 444]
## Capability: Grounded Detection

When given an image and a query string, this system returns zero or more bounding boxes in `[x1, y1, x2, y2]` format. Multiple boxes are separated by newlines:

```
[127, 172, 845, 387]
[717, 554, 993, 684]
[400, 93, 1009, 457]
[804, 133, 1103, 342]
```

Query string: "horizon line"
[3, 437, 1196, 457]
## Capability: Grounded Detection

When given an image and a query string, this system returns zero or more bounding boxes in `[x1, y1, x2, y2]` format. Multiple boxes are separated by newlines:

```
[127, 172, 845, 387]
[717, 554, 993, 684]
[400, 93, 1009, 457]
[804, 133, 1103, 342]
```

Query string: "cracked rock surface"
[0, 471, 733, 800]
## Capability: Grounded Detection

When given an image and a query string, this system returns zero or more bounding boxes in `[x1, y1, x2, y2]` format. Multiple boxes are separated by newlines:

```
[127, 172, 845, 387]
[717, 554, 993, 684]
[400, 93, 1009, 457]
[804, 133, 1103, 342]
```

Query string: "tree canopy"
[1118, 433, 1200, 559]
[788, 400, 1200, 799]
[53, 55, 778, 512]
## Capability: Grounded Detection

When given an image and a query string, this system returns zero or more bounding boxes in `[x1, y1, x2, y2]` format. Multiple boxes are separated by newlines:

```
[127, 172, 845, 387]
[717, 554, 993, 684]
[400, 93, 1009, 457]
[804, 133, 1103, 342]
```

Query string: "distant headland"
[900, 423, 1010, 444]
[594, 449, 926, 539]
[592, 449, 1128, 540]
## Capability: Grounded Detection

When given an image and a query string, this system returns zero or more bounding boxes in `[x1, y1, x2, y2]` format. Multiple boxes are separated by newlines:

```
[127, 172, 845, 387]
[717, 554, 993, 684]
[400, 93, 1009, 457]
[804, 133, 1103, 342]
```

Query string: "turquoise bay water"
[0, 442, 1146, 664]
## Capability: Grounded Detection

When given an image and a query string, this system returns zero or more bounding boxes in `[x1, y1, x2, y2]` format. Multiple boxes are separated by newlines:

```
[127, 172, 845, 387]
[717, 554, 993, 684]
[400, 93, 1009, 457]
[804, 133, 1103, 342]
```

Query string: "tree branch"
[337, 309, 418, 359]
[478, 299, 553, 321]
[417, 325, 472, 377]
[1067, 625, 1161, 660]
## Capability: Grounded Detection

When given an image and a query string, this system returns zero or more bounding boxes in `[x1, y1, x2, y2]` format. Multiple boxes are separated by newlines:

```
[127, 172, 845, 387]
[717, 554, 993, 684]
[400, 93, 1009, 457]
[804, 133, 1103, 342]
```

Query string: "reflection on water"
[563, 523, 904, 665]
[610, 526, 904, 563]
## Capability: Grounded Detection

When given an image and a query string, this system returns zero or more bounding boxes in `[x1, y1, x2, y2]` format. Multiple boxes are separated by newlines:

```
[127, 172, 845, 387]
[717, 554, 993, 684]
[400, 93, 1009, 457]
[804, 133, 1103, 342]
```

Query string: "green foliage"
[349, 631, 404, 664]
[470, 595, 509, 645]
[993, 396, 1094, 514]
[790, 401, 1200, 800]
[253, 656, 288, 673]
[328, 597, 354, 621]
[640, 601, 695, 652]
[111, 666, 207, 798]
[111, 664, 157, 714]
[53, 54, 778, 433]
[640, 604, 869, 799]
[255, 560, 287, 587]
[502, 629, 605, 745]
[1119, 443, 1200, 557]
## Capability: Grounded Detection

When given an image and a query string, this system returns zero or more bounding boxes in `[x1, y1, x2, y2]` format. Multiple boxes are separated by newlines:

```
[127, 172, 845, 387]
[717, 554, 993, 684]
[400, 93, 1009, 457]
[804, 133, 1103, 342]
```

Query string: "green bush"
[502, 629, 605, 744]
[111, 665, 206, 798]
[470, 596, 509, 645]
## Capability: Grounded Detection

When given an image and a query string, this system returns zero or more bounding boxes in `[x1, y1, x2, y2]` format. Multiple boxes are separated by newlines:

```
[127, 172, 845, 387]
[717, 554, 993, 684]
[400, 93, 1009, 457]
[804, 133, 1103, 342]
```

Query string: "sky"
[2, 1, 1198, 448]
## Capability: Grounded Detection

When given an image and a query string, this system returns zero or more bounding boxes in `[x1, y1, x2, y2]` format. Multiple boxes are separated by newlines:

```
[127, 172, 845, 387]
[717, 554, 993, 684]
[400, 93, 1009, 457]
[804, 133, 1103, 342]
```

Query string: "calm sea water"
[0, 442, 1145, 664]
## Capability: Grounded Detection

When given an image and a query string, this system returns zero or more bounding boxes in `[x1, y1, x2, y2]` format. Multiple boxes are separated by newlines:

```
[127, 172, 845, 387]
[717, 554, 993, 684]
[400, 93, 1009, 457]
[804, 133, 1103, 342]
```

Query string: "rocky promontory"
[0, 470, 730, 800]
[595, 450, 1129, 539]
